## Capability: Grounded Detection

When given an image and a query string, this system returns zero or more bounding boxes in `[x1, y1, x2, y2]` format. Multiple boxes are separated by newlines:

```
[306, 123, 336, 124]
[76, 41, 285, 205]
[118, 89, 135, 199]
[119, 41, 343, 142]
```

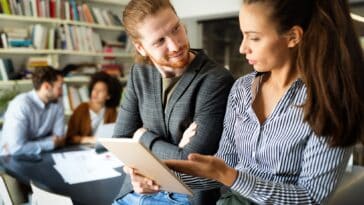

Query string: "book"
[0, 58, 15, 80]
[98, 138, 193, 196]
[0, 32, 8, 49]
[62, 84, 71, 114]
[0, 0, 11, 14]
[68, 85, 81, 110]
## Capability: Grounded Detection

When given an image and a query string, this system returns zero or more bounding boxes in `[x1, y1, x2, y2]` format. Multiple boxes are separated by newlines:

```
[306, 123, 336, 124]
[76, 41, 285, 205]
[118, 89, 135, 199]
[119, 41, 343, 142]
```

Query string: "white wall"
[171, 0, 241, 19]
[172, 0, 241, 48]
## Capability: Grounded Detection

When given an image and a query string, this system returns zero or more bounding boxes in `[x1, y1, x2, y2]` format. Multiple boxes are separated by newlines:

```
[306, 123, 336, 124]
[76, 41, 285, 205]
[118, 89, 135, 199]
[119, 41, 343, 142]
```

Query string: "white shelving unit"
[0, 14, 124, 31]
[0, 48, 132, 58]
[0, 0, 133, 72]
[0, 0, 132, 117]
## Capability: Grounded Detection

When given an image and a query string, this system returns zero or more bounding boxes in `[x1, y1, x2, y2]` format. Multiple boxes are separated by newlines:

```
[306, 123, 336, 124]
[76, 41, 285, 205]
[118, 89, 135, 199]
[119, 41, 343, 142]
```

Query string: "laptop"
[94, 123, 115, 153]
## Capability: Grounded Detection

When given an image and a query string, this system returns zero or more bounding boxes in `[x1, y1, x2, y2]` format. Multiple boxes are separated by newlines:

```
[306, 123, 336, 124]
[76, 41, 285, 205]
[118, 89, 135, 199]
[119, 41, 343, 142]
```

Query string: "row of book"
[62, 83, 89, 113]
[0, 0, 123, 27]
[1, 23, 104, 52]
[34, 24, 103, 52]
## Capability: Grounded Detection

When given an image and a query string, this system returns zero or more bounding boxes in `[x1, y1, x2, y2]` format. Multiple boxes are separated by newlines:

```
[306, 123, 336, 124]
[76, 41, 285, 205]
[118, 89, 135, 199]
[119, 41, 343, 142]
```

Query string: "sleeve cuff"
[40, 138, 55, 151]
[230, 170, 256, 197]
[139, 131, 159, 149]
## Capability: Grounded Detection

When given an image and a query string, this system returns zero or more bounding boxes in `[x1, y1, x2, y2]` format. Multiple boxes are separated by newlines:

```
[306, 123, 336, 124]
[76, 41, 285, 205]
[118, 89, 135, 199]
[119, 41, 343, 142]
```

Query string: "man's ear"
[286, 25, 303, 48]
[134, 41, 147, 57]
[41, 82, 51, 91]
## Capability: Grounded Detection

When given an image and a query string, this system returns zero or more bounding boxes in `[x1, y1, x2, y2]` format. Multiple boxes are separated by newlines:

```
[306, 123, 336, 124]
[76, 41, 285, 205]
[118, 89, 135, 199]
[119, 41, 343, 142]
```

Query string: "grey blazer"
[113, 49, 234, 204]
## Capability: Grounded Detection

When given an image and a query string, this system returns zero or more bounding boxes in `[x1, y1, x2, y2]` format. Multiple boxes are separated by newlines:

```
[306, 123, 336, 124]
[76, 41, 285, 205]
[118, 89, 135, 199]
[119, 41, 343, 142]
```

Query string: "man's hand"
[179, 122, 197, 148]
[53, 136, 66, 148]
[123, 166, 160, 194]
[80, 136, 96, 144]
[165, 153, 237, 186]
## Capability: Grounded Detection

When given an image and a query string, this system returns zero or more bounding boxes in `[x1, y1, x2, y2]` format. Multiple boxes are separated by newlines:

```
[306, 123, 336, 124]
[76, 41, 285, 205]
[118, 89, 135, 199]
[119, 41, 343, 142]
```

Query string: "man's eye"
[172, 25, 180, 33]
[154, 38, 165, 46]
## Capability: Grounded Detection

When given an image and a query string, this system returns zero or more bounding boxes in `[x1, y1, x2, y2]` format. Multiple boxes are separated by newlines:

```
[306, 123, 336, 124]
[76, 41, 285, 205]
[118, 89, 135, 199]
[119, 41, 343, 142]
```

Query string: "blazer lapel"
[153, 69, 168, 137]
[165, 53, 203, 120]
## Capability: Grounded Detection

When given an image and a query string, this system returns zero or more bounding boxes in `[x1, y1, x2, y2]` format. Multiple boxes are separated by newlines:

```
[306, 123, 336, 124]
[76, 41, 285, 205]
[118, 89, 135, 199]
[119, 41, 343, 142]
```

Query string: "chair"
[0, 173, 28, 205]
[31, 182, 73, 205]
[327, 165, 364, 205]
[0, 175, 12, 205]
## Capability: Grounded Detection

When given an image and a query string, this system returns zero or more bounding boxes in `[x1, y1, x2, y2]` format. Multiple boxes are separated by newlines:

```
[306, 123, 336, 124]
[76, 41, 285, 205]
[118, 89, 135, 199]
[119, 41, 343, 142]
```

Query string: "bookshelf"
[0, 0, 133, 74]
[0, 14, 125, 31]
[0, 0, 133, 118]
[0, 0, 133, 61]
[0, 48, 132, 58]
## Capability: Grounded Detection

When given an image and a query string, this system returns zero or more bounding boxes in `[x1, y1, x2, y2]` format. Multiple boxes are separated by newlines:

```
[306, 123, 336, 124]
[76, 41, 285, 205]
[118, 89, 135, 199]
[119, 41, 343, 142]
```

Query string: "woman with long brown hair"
[161, 0, 364, 204]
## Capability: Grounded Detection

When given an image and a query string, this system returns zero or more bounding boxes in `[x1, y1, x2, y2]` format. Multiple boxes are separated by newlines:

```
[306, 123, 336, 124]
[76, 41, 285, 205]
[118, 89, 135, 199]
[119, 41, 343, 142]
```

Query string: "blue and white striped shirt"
[183, 72, 352, 204]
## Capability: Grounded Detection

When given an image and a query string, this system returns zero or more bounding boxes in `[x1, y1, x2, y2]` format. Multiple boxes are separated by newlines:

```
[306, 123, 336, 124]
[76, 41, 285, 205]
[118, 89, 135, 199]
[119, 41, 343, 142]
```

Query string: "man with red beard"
[112, 0, 234, 204]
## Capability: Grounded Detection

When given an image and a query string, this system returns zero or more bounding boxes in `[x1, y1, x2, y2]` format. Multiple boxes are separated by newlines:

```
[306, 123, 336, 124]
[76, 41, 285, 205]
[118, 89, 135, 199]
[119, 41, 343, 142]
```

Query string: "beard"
[149, 43, 190, 69]
[48, 98, 59, 104]
[46, 91, 60, 104]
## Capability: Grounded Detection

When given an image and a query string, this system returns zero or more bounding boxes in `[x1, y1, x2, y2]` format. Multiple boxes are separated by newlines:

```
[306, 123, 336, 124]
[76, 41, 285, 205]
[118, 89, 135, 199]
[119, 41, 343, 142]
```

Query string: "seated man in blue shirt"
[0, 66, 65, 156]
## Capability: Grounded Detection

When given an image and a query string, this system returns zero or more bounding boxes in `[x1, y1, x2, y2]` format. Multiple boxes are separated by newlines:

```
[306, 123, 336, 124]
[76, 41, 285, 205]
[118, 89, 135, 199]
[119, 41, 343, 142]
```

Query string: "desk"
[0, 146, 124, 205]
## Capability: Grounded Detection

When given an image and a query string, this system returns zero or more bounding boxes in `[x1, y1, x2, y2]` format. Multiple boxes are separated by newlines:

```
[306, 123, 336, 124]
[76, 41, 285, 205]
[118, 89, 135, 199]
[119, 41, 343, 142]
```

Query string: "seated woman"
[126, 0, 364, 204]
[66, 71, 122, 144]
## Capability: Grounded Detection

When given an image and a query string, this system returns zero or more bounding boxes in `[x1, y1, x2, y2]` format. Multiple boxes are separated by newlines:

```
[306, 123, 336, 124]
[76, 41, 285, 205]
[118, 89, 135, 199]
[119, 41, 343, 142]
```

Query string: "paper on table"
[52, 150, 122, 184]
[96, 151, 124, 168]
[31, 182, 73, 205]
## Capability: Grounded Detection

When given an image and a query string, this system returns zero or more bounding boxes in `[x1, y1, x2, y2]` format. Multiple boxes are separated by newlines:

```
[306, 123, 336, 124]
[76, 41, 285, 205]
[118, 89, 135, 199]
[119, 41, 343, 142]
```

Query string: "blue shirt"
[0, 90, 64, 155]
[181, 72, 352, 204]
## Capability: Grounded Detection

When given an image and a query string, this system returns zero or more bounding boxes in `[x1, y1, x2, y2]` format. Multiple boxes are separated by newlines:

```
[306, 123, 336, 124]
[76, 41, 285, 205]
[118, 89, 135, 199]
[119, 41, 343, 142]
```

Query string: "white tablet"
[98, 138, 193, 196]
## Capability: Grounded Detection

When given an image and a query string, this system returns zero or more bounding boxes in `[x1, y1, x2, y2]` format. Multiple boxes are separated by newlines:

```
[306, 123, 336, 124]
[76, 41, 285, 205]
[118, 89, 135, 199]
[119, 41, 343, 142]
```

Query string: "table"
[0, 146, 125, 205]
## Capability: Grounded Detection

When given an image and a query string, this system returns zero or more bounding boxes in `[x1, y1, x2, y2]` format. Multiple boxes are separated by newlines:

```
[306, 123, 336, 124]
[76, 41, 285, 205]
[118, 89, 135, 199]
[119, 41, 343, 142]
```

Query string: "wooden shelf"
[0, 14, 124, 31]
[0, 76, 128, 86]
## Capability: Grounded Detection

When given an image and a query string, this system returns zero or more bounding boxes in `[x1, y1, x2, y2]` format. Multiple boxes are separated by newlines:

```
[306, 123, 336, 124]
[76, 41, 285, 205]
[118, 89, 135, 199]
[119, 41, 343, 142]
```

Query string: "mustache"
[166, 45, 188, 57]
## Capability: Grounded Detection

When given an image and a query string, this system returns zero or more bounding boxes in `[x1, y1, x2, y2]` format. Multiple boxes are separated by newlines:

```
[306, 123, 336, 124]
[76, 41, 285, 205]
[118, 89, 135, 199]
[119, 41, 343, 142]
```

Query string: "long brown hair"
[122, 0, 177, 64]
[244, 0, 364, 147]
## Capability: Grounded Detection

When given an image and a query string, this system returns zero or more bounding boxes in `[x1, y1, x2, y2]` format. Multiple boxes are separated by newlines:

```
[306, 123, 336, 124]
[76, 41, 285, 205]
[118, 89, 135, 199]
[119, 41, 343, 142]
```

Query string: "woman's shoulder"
[73, 102, 90, 113]
[232, 71, 257, 92]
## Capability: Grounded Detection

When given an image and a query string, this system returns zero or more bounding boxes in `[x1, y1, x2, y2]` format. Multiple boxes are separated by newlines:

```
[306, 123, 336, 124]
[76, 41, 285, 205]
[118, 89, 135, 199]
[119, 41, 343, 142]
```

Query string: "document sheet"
[52, 149, 123, 184]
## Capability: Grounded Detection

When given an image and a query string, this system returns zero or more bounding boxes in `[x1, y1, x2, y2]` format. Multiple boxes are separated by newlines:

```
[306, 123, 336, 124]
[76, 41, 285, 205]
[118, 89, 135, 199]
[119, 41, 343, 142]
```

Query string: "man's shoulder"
[9, 91, 33, 107]
[5, 91, 34, 118]
[131, 63, 154, 73]
[129, 63, 156, 81]
[193, 50, 232, 78]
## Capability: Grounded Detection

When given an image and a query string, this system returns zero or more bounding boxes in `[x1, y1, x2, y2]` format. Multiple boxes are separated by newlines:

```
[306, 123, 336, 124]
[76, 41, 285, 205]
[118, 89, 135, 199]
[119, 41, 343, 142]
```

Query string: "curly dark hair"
[88, 71, 122, 108]
[32, 66, 63, 90]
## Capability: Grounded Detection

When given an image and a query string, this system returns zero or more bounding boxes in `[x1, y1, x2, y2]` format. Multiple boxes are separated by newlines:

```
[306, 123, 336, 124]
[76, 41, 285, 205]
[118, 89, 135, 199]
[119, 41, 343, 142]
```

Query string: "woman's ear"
[287, 26, 303, 48]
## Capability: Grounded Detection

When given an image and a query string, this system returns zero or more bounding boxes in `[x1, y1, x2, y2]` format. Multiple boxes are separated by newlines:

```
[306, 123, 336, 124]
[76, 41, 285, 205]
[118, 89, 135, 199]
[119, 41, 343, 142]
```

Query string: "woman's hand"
[123, 166, 160, 194]
[165, 153, 237, 186]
